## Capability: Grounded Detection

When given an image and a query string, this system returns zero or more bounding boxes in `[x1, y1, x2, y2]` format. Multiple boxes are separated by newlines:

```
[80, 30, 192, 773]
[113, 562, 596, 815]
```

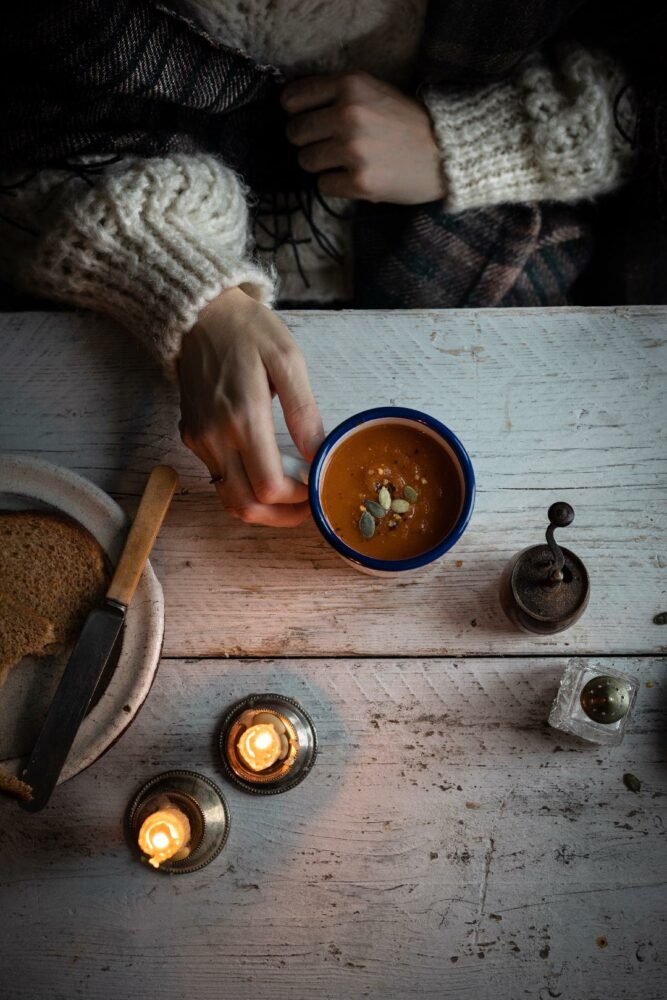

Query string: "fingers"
[268, 346, 325, 461]
[187, 398, 309, 515]
[200, 339, 308, 505]
[297, 139, 352, 174]
[281, 71, 377, 115]
[285, 106, 338, 147]
[215, 451, 311, 528]
[318, 168, 369, 201]
[281, 74, 339, 114]
[177, 294, 320, 528]
[281, 70, 378, 199]
[236, 405, 309, 506]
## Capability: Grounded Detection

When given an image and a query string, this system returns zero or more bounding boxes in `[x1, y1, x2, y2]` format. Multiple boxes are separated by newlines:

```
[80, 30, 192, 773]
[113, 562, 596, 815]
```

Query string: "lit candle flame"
[237, 722, 284, 772]
[138, 807, 191, 868]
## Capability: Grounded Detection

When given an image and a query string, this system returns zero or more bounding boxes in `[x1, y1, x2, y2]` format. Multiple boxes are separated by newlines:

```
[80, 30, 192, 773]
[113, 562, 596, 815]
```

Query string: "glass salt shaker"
[548, 660, 639, 746]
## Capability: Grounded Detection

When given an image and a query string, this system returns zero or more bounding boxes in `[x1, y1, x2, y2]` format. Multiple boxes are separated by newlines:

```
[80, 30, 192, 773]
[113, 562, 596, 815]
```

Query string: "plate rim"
[0, 454, 164, 784]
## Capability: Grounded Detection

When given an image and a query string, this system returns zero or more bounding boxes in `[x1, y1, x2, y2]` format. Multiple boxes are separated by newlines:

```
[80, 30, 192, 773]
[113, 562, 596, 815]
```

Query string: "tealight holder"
[548, 660, 639, 746]
[125, 770, 230, 874]
[218, 693, 317, 794]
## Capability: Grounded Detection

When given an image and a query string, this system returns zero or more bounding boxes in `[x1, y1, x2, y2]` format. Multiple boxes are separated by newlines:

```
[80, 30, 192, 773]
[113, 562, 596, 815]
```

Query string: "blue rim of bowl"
[308, 407, 476, 573]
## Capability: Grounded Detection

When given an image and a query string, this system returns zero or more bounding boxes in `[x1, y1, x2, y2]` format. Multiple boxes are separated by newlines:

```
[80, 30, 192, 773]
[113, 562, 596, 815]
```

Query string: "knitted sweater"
[0, 0, 632, 374]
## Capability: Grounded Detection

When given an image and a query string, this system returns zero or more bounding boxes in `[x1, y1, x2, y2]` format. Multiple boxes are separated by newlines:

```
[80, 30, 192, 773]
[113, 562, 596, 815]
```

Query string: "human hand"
[178, 287, 324, 527]
[281, 70, 446, 205]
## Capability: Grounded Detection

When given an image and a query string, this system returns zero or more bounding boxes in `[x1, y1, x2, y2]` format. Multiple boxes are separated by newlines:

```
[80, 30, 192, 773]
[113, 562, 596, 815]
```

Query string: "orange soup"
[320, 423, 463, 560]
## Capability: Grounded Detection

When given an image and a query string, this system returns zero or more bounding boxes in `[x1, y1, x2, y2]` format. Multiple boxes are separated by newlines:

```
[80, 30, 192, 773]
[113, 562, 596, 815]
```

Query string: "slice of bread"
[0, 511, 108, 655]
[0, 765, 33, 801]
[0, 590, 56, 686]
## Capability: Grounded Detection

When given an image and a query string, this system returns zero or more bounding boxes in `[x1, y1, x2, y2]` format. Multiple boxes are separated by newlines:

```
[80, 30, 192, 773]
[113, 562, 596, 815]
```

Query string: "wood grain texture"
[1, 308, 665, 658]
[0, 657, 665, 1000]
[107, 465, 178, 606]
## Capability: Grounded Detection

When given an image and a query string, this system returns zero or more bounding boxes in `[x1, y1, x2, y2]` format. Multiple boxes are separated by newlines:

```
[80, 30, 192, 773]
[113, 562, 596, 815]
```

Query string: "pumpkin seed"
[359, 511, 375, 539]
[403, 485, 418, 503]
[623, 772, 641, 793]
[364, 499, 386, 518]
[378, 486, 391, 510]
[391, 499, 410, 514]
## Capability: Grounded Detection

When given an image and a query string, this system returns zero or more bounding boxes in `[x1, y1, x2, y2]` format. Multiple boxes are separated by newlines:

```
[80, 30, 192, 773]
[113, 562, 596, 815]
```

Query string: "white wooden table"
[0, 307, 666, 1000]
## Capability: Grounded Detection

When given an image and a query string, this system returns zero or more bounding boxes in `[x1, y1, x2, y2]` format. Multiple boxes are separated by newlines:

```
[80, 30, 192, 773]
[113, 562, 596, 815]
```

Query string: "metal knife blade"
[20, 599, 126, 811]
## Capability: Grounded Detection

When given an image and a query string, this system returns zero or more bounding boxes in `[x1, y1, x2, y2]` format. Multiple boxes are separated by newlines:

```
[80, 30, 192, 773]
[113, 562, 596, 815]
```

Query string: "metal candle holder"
[218, 693, 317, 794]
[125, 770, 230, 874]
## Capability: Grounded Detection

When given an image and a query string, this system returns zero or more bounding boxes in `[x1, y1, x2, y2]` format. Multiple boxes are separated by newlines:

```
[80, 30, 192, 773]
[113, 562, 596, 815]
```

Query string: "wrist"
[196, 286, 248, 325]
[181, 287, 251, 357]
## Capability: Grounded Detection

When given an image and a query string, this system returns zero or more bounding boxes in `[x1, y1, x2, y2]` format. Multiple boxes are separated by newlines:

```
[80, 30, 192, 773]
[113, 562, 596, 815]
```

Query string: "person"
[0, 1, 651, 527]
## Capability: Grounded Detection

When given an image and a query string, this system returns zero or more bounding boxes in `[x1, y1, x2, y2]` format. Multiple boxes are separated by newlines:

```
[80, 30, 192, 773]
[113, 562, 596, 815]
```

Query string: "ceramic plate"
[0, 455, 163, 783]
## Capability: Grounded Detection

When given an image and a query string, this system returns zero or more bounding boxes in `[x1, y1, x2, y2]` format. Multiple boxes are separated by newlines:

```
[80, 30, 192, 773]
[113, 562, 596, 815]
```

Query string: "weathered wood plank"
[1, 308, 666, 658]
[0, 657, 665, 1000]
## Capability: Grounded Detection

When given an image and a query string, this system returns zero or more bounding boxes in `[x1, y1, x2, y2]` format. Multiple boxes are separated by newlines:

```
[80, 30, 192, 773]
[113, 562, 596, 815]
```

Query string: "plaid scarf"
[0, 0, 648, 308]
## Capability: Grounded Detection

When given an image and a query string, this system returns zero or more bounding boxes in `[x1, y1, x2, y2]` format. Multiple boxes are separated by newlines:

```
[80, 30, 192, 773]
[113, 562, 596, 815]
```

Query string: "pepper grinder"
[499, 501, 590, 634]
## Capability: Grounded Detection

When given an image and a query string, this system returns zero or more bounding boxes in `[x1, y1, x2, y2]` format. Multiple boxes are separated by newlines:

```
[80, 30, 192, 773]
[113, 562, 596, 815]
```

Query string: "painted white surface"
[0, 309, 665, 999]
[1, 308, 665, 656]
[0, 657, 664, 1000]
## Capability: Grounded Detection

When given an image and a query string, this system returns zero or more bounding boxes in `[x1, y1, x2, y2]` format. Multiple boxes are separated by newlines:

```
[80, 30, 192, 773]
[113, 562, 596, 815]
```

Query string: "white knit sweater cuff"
[9, 154, 275, 376]
[423, 45, 634, 213]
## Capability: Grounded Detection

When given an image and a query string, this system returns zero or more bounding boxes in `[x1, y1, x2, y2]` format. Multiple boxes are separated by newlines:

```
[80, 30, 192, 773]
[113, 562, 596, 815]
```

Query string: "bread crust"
[0, 765, 33, 801]
[0, 509, 109, 570]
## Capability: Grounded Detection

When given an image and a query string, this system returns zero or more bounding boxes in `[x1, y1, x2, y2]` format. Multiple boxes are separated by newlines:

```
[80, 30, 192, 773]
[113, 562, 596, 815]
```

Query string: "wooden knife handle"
[107, 465, 179, 607]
